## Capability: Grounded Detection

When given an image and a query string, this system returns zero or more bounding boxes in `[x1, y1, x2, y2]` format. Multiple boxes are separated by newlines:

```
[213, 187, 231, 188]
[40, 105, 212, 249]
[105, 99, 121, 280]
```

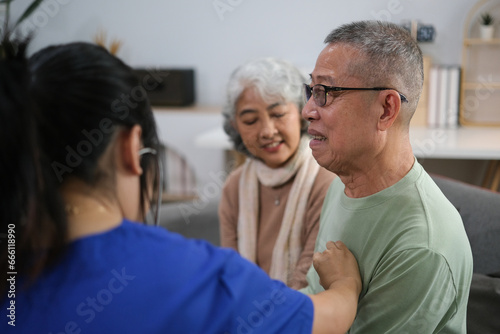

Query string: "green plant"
[480, 13, 494, 26]
[1, 0, 45, 33]
[1, 0, 45, 58]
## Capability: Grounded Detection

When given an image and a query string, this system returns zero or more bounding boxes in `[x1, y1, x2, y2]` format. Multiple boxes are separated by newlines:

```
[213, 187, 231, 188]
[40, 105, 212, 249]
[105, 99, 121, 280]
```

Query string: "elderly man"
[300, 21, 473, 333]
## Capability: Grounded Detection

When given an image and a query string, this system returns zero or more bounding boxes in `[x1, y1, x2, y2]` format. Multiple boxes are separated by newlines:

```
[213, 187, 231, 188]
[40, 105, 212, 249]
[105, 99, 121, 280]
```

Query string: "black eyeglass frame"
[304, 83, 409, 107]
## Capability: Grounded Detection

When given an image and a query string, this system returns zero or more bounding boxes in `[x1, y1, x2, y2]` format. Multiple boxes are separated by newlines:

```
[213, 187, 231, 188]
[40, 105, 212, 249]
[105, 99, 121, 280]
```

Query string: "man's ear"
[119, 125, 143, 175]
[377, 90, 401, 131]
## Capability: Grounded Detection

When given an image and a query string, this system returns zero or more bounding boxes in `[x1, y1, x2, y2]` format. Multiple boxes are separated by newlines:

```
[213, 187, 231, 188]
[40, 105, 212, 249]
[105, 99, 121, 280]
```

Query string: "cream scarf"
[237, 136, 320, 285]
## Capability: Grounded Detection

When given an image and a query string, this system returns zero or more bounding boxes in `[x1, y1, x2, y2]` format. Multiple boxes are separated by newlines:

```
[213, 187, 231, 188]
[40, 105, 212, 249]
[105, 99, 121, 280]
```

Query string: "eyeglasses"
[304, 83, 409, 107]
[139, 147, 163, 226]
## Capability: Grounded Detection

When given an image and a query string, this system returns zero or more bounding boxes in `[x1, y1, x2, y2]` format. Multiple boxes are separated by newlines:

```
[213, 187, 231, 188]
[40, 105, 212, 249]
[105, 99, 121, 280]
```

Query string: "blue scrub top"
[1, 220, 314, 333]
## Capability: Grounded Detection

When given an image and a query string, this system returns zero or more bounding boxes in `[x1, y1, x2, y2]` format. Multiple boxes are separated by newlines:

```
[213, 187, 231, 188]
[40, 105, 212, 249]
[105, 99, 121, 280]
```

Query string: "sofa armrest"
[467, 273, 500, 334]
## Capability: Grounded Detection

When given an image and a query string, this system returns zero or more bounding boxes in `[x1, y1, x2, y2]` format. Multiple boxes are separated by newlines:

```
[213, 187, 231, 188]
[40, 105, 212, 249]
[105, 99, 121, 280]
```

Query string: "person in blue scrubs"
[0, 39, 360, 333]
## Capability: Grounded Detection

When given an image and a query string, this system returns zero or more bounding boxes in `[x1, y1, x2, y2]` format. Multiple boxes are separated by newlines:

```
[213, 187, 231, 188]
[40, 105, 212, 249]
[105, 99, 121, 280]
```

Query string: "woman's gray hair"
[222, 58, 307, 156]
[324, 21, 423, 125]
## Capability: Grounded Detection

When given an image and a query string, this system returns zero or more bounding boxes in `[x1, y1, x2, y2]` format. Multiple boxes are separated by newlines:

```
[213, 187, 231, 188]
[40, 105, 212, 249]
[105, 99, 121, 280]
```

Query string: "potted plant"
[479, 12, 495, 40]
[1, 0, 45, 57]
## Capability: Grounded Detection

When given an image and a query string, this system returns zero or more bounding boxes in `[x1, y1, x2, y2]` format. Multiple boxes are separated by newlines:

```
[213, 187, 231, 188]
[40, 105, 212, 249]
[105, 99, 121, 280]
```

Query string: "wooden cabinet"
[460, 0, 500, 126]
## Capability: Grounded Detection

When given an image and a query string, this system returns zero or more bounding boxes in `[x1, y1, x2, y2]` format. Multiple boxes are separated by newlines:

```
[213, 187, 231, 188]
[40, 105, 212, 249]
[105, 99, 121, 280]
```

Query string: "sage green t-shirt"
[301, 160, 473, 333]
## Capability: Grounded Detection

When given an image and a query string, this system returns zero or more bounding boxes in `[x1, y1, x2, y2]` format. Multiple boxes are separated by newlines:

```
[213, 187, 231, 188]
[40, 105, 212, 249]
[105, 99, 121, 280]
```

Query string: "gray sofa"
[159, 197, 220, 246]
[431, 174, 500, 334]
[159, 175, 500, 333]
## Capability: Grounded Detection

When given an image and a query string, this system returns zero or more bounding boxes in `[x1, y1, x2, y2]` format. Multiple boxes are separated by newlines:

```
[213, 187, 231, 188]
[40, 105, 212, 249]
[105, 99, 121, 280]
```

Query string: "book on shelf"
[438, 66, 449, 127]
[446, 67, 460, 128]
[426, 64, 461, 128]
[425, 64, 438, 127]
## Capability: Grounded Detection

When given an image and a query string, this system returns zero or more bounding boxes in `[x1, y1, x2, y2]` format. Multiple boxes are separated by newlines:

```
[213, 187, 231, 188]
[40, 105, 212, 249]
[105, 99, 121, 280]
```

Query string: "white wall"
[8, 0, 478, 187]
[12, 0, 475, 106]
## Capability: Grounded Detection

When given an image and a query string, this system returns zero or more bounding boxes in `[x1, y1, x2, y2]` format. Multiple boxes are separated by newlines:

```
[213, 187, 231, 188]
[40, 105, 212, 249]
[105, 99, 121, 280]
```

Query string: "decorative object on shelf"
[133, 69, 195, 106]
[480, 12, 495, 39]
[460, 0, 500, 127]
[93, 29, 122, 55]
[400, 20, 436, 42]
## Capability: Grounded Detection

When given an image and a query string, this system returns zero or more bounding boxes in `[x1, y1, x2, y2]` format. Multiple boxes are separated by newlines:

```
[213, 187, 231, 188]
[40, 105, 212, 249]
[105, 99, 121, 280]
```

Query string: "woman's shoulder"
[313, 167, 337, 189]
[226, 164, 244, 182]
[104, 221, 237, 274]
[303, 167, 336, 209]
[221, 164, 244, 192]
[120, 220, 216, 249]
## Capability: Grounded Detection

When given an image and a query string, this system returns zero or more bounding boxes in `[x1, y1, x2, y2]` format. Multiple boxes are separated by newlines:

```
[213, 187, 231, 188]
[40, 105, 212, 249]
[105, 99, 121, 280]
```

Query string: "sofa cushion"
[467, 272, 500, 334]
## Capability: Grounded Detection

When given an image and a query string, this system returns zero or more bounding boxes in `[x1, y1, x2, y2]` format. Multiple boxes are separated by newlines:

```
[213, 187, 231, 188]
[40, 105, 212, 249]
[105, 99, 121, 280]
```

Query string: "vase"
[480, 25, 494, 40]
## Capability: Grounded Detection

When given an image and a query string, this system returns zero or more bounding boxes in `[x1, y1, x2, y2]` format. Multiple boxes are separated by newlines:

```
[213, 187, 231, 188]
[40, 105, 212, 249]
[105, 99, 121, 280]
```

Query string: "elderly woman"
[219, 58, 336, 289]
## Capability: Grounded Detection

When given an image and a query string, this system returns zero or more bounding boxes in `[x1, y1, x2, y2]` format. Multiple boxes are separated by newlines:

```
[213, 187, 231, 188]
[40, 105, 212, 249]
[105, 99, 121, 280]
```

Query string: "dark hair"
[29, 42, 160, 217]
[0, 36, 67, 294]
[29, 42, 159, 184]
[0, 41, 160, 293]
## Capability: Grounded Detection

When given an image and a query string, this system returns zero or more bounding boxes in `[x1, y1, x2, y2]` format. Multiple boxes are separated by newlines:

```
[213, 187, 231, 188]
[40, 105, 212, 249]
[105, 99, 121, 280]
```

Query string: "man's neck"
[339, 145, 415, 198]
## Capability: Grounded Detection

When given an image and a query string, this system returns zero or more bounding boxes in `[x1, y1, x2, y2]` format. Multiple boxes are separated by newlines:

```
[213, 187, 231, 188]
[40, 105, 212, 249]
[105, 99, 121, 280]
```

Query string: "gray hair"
[324, 21, 423, 125]
[222, 58, 307, 156]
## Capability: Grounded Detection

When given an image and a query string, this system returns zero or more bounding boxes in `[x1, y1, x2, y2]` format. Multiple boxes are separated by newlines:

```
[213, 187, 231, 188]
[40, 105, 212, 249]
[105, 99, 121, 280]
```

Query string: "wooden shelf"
[463, 82, 500, 89]
[162, 193, 198, 203]
[460, 0, 500, 127]
[464, 38, 500, 45]
[410, 126, 500, 159]
[153, 105, 221, 113]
